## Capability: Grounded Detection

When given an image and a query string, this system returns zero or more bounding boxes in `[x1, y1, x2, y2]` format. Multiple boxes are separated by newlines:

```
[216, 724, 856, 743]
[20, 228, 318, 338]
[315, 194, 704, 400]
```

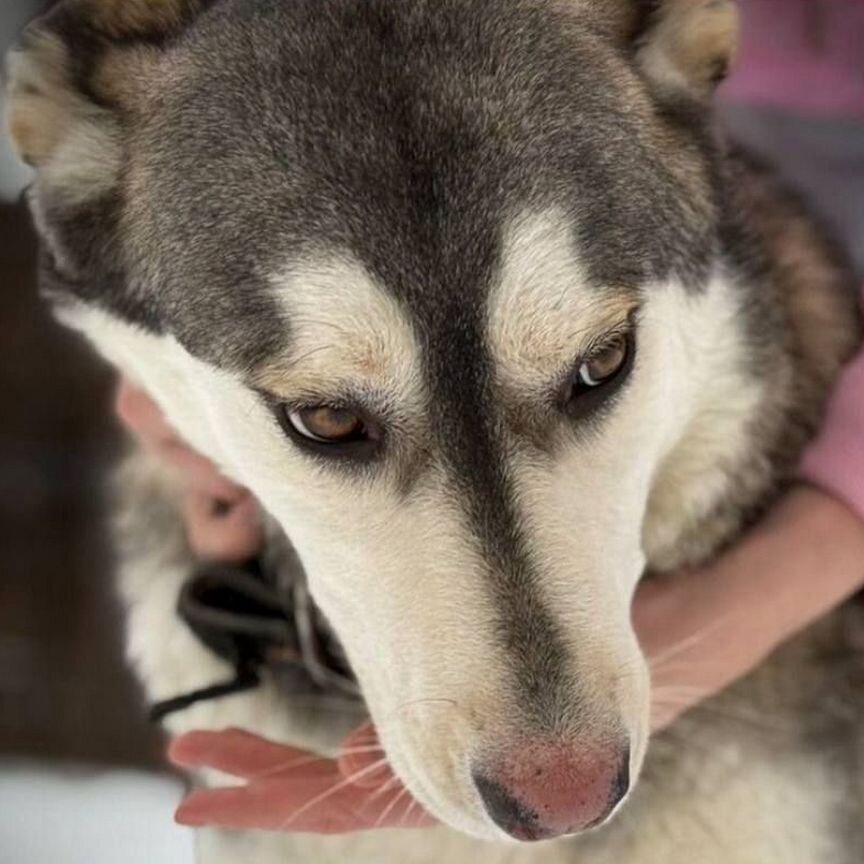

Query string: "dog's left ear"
[6, 0, 204, 168]
[4, 0, 206, 285]
[591, 0, 740, 101]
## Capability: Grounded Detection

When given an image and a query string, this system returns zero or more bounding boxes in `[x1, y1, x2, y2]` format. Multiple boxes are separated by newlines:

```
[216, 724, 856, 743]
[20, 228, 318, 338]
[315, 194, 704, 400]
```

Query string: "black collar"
[149, 552, 359, 722]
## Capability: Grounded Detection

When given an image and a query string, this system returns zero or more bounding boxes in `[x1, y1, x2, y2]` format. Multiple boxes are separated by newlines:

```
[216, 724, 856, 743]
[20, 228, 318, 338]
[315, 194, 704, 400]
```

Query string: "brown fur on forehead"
[76, 0, 203, 40]
[489, 211, 640, 392]
[89, 44, 169, 113]
[83, 1, 210, 111]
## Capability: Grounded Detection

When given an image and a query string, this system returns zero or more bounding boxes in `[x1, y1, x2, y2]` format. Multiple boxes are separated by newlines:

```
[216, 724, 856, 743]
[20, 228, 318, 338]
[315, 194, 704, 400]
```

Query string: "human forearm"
[635, 486, 864, 728]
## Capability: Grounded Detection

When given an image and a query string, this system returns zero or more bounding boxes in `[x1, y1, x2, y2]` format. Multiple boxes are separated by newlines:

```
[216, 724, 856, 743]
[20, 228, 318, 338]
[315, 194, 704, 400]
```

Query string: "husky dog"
[6, 0, 863, 861]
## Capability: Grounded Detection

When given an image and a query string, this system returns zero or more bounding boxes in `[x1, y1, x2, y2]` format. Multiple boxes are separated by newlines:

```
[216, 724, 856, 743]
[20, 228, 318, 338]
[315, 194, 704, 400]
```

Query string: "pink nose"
[473, 740, 630, 841]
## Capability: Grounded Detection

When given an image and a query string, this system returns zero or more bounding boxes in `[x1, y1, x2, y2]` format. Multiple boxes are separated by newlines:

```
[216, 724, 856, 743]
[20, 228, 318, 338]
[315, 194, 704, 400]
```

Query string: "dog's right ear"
[4, 0, 205, 279]
[587, 0, 740, 101]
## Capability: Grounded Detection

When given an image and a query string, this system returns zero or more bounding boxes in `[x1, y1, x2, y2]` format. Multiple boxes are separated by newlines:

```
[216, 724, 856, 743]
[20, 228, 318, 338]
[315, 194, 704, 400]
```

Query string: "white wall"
[0, 763, 195, 864]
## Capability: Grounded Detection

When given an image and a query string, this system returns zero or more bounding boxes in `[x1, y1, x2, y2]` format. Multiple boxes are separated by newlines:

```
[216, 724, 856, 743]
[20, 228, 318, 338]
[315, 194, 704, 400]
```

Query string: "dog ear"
[6, 0, 203, 166]
[637, 0, 739, 98]
[5, 0, 205, 280]
[590, 0, 740, 100]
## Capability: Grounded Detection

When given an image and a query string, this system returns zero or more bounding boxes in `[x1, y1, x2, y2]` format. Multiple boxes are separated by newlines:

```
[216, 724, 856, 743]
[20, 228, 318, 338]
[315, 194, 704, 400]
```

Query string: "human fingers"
[338, 722, 394, 789]
[175, 771, 428, 833]
[116, 379, 247, 501]
[182, 492, 264, 562]
[169, 729, 330, 781]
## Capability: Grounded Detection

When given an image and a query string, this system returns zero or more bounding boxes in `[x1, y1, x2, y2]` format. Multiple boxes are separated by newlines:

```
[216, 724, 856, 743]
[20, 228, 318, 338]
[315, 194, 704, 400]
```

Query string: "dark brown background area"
[0, 201, 160, 768]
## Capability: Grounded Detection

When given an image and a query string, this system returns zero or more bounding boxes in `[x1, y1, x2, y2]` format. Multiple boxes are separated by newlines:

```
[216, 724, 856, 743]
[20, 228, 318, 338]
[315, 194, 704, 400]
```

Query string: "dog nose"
[473, 740, 630, 841]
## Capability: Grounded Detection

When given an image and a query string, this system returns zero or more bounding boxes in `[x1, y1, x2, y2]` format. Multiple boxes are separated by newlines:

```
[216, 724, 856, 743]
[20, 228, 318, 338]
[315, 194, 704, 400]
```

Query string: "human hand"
[115, 378, 265, 561]
[170, 725, 435, 833]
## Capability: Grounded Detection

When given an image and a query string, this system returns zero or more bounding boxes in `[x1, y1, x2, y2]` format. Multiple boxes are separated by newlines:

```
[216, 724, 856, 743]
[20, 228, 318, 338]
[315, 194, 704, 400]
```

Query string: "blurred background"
[0, 2, 191, 862]
[0, 1, 861, 862]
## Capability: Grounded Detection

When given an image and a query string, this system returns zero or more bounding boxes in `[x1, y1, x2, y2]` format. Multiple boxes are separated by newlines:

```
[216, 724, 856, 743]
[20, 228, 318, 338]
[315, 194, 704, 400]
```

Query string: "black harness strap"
[149, 664, 260, 723]
[149, 558, 358, 722]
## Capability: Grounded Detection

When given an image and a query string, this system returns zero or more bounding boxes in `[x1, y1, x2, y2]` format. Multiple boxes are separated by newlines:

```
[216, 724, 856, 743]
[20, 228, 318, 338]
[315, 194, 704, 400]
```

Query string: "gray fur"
[25, 0, 719, 366]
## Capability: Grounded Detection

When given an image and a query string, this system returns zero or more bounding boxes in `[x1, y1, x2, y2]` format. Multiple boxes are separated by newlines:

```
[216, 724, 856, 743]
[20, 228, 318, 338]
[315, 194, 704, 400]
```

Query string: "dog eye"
[577, 335, 629, 389]
[284, 406, 368, 444]
[562, 332, 633, 414]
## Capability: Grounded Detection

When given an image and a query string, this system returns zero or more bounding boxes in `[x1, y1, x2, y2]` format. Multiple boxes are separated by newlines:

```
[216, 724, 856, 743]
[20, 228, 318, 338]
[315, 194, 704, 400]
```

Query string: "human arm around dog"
[800, 351, 864, 520]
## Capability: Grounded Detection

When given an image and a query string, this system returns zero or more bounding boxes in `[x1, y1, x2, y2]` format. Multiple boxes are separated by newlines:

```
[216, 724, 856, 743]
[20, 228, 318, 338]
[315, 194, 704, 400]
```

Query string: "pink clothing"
[723, 0, 864, 120]
[801, 344, 864, 517]
[725, 1, 864, 516]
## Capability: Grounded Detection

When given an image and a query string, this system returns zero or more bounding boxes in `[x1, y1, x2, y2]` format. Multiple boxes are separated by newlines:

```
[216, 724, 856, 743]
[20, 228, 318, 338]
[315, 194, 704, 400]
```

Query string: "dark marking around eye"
[561, 330, 636, 421]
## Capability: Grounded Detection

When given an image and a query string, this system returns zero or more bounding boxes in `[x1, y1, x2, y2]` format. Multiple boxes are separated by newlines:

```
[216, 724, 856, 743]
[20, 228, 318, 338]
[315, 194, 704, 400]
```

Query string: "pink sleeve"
[728, 1, 864, 511]
[722, 0, 864, 121]
[800, 293, 864, 517]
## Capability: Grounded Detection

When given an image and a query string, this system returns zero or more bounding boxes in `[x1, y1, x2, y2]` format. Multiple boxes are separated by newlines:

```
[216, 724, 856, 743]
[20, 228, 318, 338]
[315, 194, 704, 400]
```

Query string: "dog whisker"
[366, 775, 402, 805]
[394, 697, 459, 717]
[375, 786, 412, 830]
[399, 796, 421, 829]
[245, 744, 381, 782]
[250, 753, 331, 781]
[647, 615, 735, 671]
[285, 343, 341, 369]
[279, 757, 391, 828]
[652, 684, 713, 698]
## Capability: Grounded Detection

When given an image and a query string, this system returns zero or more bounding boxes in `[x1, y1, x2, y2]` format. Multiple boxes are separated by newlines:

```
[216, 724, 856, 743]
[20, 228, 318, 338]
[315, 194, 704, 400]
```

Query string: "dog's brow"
[253, 258, 423, 408]
[489, 211, 639, 387]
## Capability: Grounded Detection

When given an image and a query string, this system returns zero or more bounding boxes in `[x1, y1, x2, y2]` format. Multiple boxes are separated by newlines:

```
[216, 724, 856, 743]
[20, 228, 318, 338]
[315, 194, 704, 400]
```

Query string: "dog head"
[6, 0, 754, 841]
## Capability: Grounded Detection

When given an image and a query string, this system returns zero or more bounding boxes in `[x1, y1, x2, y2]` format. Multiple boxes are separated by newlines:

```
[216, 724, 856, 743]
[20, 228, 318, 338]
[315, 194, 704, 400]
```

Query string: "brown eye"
[286, 406, 367, 444]
[578, 335, 629, 388]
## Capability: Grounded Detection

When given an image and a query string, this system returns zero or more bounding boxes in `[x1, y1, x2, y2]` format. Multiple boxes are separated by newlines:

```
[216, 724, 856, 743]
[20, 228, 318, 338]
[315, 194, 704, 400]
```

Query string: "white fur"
[261, 256, 424, 409]
[489, 211, 637, 393]
[8, 0, 842, 857]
